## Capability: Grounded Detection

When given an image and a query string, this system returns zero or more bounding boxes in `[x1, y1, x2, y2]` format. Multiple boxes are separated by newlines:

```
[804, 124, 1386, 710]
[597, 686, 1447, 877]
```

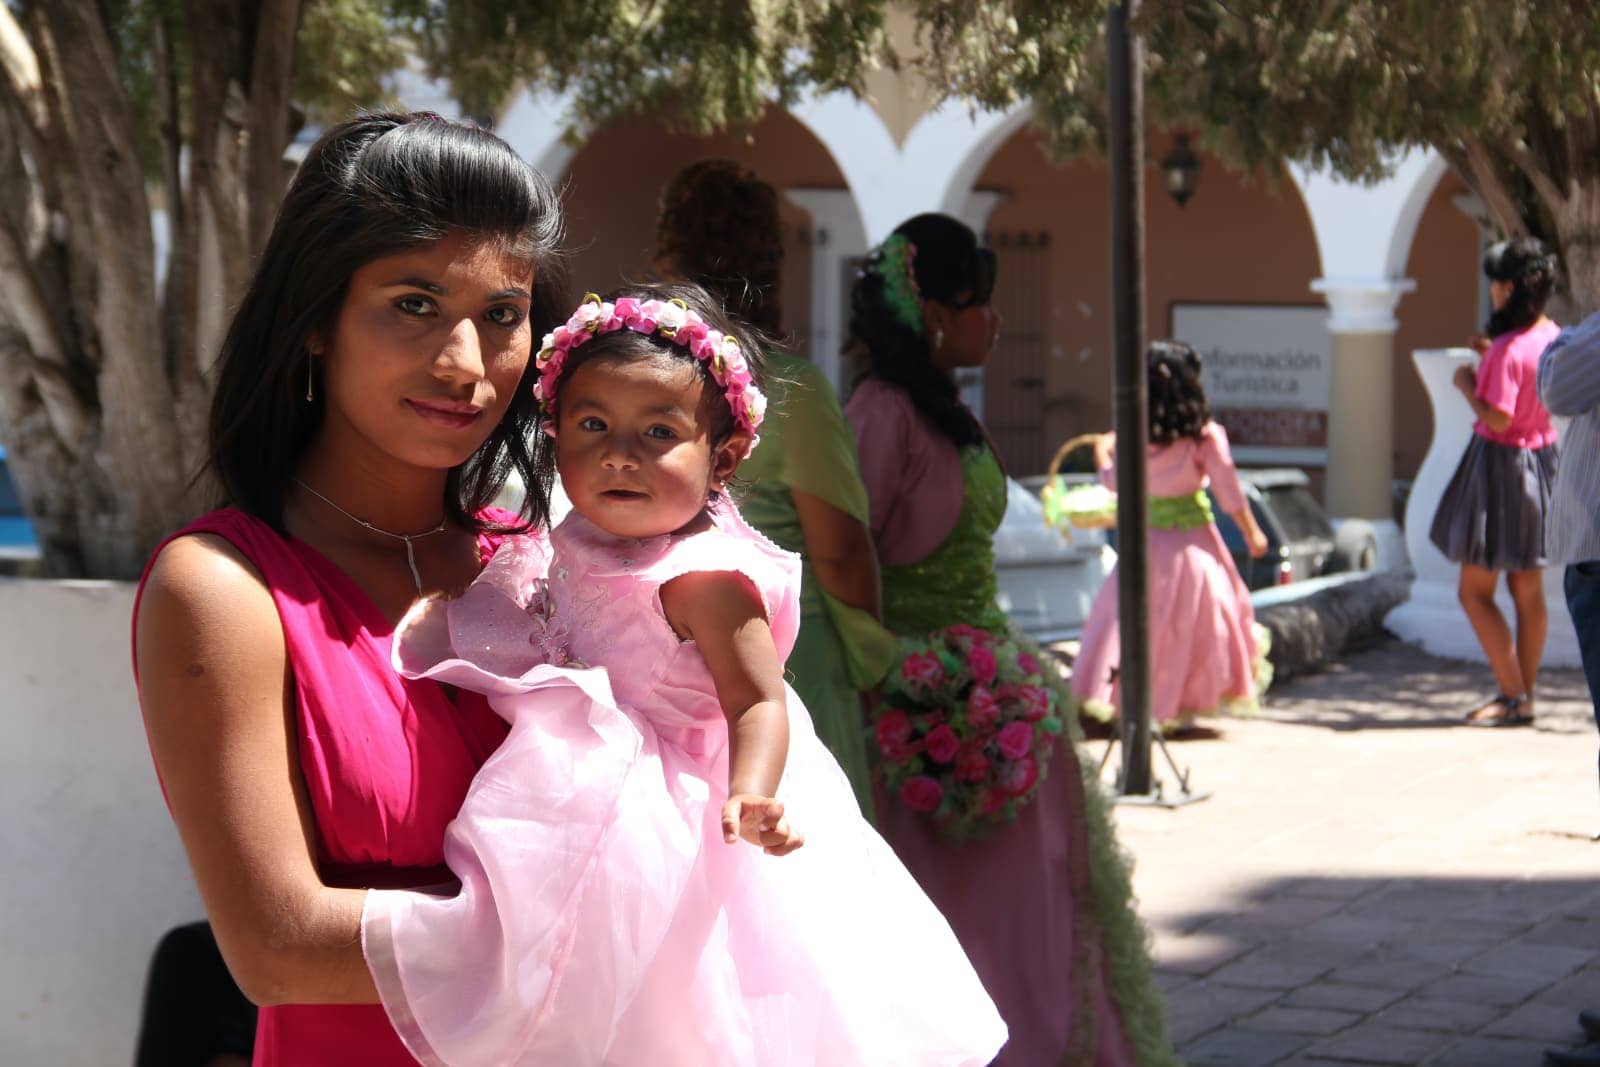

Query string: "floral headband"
[532, 293, 767, 454]
[871, 234, 924, 335]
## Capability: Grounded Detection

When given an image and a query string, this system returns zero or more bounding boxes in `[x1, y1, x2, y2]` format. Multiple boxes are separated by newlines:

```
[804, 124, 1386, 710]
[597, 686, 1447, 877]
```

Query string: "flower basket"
[1038, 433, 1117, 539]
[872, 625, 1064, 841]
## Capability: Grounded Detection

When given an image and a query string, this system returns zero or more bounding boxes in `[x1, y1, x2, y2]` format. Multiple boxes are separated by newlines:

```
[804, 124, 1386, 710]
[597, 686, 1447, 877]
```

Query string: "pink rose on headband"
[570, 301, 606, 332]
[1017, 651, 1040, 676]
[996, 721, 1034, 761]
[654, 300, 688, 333]
[899, 776, 944, 814]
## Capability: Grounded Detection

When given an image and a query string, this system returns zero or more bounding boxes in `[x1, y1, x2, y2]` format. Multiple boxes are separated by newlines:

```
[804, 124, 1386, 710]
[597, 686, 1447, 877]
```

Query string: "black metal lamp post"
[1105, 3, 1210, 807]
[1161, 133, 1202, 207]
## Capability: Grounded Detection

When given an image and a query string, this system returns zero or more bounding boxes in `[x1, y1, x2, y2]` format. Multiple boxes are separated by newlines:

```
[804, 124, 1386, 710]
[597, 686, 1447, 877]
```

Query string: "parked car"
[0, 446, 41, 567]
[993, 478, 1116, 642]
[1018, 467, 1377, 595]
[1211, 469, 1377, 590]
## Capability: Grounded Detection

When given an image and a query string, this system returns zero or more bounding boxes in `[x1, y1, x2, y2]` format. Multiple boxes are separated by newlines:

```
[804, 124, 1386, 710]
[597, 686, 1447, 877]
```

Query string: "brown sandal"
[1464, 694, 1534, 727]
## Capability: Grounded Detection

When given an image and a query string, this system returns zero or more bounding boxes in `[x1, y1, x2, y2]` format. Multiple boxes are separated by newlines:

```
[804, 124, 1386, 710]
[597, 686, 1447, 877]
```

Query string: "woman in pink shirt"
[1429, 237, 1561, 726]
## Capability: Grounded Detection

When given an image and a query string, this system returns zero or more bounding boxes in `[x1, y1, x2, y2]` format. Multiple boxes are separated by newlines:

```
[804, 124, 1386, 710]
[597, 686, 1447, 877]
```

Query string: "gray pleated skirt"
[1428, 435, 1558, 571]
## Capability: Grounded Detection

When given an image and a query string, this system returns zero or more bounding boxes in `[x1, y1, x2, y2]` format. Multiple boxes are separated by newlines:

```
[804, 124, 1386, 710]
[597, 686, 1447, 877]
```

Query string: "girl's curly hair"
[655, 159, 784, 335]
[1147, 340, 1211, 445]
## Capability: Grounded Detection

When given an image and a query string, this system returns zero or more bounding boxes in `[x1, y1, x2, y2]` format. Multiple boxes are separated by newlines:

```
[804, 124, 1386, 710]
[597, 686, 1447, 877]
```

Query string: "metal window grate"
[983, 229, 1052, 474]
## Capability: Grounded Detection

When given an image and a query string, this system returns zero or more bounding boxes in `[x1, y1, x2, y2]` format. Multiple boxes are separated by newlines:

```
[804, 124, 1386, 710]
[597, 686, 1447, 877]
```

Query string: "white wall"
[1, 579, 203, 1065]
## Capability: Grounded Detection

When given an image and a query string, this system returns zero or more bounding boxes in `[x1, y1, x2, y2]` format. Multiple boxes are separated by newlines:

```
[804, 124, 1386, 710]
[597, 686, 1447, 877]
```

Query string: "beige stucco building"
[401, 68, 1489, 536]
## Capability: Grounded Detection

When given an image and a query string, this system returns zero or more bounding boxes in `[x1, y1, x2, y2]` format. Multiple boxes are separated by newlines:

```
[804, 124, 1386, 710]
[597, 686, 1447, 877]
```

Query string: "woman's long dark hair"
[846, 213, 992, 447]
[1147, 340, 1211, 445]
[1483, 237, 1557, 339]
[655, 160, 784, 335]
[207, 111, 568, 532]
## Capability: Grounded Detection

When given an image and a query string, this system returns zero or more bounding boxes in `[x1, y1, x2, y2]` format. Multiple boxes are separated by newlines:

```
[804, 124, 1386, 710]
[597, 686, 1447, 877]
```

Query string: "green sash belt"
[1148, 490, 1214, 531]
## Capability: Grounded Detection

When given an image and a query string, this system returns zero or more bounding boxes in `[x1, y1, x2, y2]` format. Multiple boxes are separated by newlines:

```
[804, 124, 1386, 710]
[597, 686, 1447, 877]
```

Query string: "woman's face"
[1489, 278, 1514, 311]
[314, 232, 536, 473]
[926, 299, 1002, 371]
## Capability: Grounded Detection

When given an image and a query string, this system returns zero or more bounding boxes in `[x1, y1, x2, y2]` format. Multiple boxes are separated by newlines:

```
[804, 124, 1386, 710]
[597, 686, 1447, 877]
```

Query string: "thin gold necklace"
[293, 478, 447, 595]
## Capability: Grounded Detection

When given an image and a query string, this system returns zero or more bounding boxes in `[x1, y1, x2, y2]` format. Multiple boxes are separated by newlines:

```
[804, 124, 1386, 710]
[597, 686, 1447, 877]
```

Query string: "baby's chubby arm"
[659, 570, 805, 856]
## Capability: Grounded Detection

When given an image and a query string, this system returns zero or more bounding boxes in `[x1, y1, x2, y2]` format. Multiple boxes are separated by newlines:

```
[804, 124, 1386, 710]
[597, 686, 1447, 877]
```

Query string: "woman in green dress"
[654, 160, 892, 817]
[845, 213, 1174, 1065]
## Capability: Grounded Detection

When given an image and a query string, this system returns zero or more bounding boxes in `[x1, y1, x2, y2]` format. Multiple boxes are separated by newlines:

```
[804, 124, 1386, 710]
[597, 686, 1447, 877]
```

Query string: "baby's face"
[554, 353, 743, 539]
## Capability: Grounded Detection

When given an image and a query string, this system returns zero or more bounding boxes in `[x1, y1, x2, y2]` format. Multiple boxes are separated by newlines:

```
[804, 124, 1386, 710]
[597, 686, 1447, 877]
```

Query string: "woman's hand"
[1092, 431, 1117, 470]
[1453, 364, 1478, 397]
[1467, 333, 1491, 355]
[1247, 527, 1269, 559]
[722, 794, 805, 856]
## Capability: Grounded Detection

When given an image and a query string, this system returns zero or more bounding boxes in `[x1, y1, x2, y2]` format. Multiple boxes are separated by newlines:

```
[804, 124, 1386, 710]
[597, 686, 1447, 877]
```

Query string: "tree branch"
[245, 0, 304, 254]
[1454, 134, 1531, 238]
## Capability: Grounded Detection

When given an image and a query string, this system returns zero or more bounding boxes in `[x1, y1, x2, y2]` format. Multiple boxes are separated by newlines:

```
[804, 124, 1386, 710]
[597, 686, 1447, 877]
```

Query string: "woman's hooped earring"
[305, 357, 315, 403]
[932, 327, 945, 351]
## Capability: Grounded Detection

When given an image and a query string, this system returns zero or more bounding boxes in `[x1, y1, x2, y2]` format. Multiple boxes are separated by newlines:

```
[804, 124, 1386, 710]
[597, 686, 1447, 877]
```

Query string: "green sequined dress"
[740, 352, 895, 819]
[875, 444, 1175, 1067]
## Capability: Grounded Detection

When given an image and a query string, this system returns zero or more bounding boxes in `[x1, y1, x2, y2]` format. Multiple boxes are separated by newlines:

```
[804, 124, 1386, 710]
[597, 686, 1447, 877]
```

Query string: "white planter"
[1385, 348, 1580, 668]
[0, 579, 203, 1066]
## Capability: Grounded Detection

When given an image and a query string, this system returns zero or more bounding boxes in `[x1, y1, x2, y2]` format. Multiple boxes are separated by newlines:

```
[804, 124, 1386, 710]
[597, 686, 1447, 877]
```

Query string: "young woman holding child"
[135, 113, 1001, 1066]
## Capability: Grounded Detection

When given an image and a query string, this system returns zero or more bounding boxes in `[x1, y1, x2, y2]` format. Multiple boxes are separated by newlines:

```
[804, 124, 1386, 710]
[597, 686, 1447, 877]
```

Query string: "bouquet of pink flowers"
[872, 624, 1065, 840]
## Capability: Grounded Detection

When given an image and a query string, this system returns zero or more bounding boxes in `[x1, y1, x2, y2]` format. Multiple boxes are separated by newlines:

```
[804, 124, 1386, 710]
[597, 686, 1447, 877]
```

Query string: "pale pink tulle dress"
[1072, 421, 1261, 725]
[362, 503, 1007, 1067]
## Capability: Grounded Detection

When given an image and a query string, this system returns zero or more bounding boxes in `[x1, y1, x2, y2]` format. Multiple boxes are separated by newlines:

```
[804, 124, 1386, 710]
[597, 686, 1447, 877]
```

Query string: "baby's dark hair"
[546, 280, 770, 446]
[1148, 340, 1211, 445]
[1483, 236, 1558, 338]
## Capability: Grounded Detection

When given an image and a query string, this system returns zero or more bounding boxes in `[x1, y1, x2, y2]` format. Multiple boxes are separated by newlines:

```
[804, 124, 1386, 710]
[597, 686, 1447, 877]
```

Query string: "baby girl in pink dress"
[361, 283, 1006, 1066]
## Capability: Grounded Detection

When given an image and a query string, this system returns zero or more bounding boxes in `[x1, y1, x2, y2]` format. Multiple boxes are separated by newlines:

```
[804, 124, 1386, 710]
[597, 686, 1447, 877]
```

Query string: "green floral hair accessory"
[873, 234, 924, 335]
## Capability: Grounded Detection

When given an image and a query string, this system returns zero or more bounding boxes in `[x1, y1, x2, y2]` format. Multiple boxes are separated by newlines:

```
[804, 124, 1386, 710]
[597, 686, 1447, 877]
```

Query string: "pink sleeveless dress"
[362, 502, 1007, 1066]
[132, 508, 526, 1066]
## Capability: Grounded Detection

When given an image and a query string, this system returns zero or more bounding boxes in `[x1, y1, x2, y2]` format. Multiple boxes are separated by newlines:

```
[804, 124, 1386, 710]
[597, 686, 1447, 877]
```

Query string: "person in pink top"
[132, 112, 569, 1065]
[360, 282, 1006, 1065]
[1073, 341, 1270, 732]
[1429, 237, 1562, 726]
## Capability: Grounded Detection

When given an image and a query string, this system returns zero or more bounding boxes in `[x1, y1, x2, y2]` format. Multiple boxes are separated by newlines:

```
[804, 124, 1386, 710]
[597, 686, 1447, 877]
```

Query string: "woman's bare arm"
[136, 533, 378, 1007]
[790, 488, 882, 621]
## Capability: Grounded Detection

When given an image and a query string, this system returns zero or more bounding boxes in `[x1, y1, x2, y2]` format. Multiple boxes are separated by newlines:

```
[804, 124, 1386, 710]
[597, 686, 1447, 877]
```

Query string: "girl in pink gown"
[362, 283, 1007, 1066]
[1073, 341, 1270, 729]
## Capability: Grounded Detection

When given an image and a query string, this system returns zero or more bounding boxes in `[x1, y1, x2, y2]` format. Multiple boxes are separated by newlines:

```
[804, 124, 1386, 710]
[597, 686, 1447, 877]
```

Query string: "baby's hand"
[722, 794, 805, 856]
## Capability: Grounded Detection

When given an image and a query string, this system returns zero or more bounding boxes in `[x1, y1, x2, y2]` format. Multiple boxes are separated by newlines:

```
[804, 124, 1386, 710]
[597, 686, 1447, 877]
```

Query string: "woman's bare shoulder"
[137, 532, 281, 666]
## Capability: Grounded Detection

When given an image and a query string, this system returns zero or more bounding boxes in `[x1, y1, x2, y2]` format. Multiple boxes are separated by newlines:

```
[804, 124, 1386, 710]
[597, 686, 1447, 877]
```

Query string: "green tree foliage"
[389, 0, 887, 131]
[896, 1, 1600, 315]
[4, 0, 1599, 576]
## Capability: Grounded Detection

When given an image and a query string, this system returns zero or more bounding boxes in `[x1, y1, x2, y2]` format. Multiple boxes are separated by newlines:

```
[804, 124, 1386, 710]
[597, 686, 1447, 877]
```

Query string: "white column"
[1310, 277, 1415, 569]
[783, 188, 869, 392]
[1385, 349, 1582, 667]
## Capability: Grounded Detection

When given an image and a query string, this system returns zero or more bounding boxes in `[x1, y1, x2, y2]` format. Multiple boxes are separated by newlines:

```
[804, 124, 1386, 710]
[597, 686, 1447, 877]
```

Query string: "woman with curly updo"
[1073, 341, 1269, 732]
[1430, 236, 1562, 726]
[655, 159, 891, 818]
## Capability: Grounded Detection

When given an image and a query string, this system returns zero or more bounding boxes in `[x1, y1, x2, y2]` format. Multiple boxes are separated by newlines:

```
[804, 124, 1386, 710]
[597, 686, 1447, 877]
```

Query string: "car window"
[1263, 485, 1331, 541]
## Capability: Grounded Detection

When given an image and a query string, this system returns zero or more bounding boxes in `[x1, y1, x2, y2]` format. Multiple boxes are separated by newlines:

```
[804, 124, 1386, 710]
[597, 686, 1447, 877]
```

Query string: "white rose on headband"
[656, 301, 688, 333]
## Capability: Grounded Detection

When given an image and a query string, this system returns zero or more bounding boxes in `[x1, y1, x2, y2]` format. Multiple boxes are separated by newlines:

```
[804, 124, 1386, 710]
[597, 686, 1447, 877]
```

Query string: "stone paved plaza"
[1108, 639, 1600, 1066]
